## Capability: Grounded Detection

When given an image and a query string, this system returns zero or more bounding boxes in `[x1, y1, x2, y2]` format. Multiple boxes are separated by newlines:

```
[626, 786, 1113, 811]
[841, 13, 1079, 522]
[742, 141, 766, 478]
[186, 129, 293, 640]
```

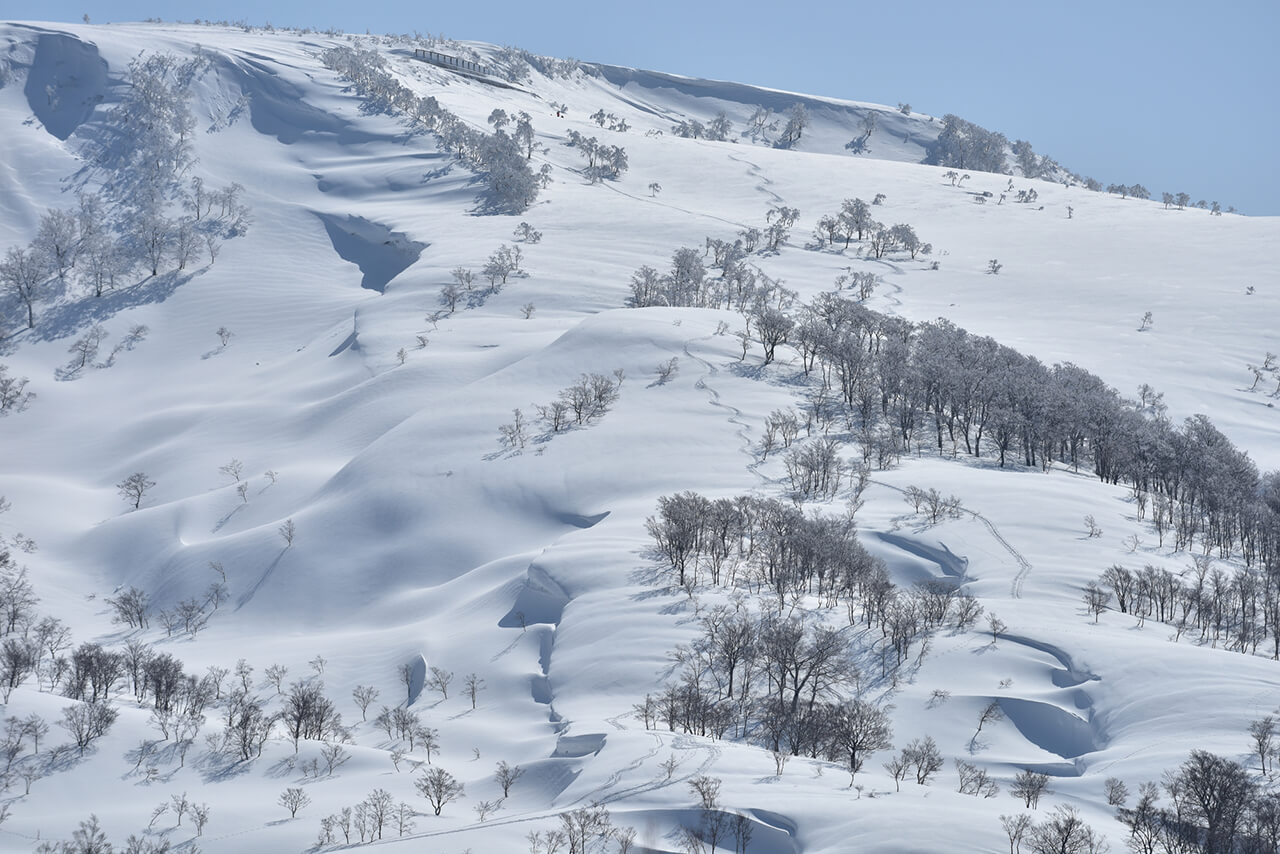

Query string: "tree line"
[624, 238, 1279, 572]
[319, 44, 548, 212]
[2, 52, 250, 333]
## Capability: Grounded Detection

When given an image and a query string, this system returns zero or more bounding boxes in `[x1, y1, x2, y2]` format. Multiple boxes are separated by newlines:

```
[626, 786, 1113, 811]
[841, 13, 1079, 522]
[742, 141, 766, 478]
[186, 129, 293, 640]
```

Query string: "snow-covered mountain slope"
[0, 19, 1278, 853]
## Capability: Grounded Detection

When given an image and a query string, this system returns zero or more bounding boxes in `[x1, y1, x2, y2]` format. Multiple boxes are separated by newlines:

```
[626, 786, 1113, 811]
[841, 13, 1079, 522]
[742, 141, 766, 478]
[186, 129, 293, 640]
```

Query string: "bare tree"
[1011, 769, 1050, 808]
[279, 518, 296, 547]
[264, 664, 288, 694]
[279, 787, 310, 818]
[192, 802, 211, 835]
[463, 673, 485, 709]
[1000, 813, 1032, 854]
[974, 700, 1004, 739]
[827, 698, 893, 783]
[427, 666, 453, 700]
[904, 736, 943, 784]
[61, 701, 118, 751]
[220, 458, 245, 482]
[416, 766, 464, 815]
[495, 760, 525, 796]
[1082, 582, 1109, 623]
[353, 685, 379, 721]
[955, 759, 1000, 797]
[1026, 804, 1106, 854]
[117, 472, 156, 509]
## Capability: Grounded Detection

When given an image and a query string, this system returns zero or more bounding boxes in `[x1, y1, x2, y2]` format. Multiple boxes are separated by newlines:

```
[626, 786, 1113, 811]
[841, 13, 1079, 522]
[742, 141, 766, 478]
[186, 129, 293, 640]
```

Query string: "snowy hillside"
[0, 19, 1279, 854]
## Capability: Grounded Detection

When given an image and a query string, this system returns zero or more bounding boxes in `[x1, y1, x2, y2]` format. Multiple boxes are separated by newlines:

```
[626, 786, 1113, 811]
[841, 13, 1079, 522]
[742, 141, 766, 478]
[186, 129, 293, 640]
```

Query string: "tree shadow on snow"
[21, 269, 202, 345]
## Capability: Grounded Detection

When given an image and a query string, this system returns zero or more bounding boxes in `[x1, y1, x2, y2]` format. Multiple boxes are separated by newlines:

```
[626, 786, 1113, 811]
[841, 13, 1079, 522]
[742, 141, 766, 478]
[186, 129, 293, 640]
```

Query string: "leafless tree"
[427, 666, 453, 700]
[1011, 769, 1050, 808]
[192, 802, 211, 835]
[1026, 805, 1106, 854]
[496, 760, 525, 796]
[353, 684, 379, 720]
[117, 472, 156, 509]
[974, 700, 1004, 739]
[280, 787, 310, 817]
[416, 766, 464, 815]
[220, 458, 244, 482]
[999, 813, 1032, 854]
[1082, 582, 1109, 623]
[464, 672, 485, 709]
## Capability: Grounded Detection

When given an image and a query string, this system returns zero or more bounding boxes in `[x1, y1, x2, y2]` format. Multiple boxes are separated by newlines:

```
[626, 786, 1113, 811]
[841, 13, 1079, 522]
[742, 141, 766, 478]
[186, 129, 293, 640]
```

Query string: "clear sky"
[8, 0, 1277, 215]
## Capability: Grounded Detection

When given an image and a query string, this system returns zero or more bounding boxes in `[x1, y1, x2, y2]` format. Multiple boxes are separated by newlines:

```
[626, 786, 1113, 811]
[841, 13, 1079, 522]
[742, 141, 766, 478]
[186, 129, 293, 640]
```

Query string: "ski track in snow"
[3, 23, 1277, 853]
[869, 478, 1033, 597]
[682, 335, 768, 485]
[727, 152, 785, 206]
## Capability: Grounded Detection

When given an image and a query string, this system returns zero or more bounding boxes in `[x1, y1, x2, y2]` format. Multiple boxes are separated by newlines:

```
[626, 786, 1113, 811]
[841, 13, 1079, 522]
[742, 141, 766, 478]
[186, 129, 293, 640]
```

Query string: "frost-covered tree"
[1, 247, 47, 329]
[777, 103, 809, 149]
[928, 114, 1008, 173]
[764, 206, 800, 251]
[838, 198, 873, 246]
[706, 111, 733, 141]
[33, 208, 80, 282]
[1012, 139, 1040, 179]
[0, 365, 35, 415]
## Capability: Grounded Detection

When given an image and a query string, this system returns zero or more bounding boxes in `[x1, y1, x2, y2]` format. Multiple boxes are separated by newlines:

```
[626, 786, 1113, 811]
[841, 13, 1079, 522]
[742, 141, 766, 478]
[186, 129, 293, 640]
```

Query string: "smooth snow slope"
[0, 20, 1277, 853]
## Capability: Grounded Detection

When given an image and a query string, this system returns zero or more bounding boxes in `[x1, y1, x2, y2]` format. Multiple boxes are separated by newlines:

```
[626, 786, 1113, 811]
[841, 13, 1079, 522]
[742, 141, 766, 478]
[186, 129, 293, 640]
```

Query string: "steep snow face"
[15, 27, 110, 141]
[0, 19, 1278, 854]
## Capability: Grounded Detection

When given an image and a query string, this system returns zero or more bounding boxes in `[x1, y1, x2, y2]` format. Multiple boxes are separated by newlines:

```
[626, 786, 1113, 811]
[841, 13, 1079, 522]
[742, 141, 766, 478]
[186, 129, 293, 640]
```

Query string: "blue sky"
[9, 0, 1278, 215]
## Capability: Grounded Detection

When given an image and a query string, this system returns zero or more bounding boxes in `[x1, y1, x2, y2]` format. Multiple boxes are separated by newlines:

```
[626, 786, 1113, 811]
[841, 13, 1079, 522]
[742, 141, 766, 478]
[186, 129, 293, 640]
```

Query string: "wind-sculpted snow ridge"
[0, 18, 1277, 854]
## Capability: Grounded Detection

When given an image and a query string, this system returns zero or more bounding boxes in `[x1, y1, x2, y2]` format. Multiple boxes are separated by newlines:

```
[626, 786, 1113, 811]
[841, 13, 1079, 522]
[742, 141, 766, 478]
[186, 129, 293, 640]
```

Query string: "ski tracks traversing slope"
[727, 152, 785, 206]
[682, 336, 769, 485]
[870, 477, 1033, 598]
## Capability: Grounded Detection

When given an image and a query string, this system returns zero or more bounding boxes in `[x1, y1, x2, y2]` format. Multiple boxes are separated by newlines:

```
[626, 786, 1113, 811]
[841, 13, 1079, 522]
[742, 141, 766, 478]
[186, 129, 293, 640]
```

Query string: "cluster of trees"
[626, 231, 798, 312]
[491, 45, 585, 82]
[438, 244, 527, 315]
[320, 45, 548, 212]
[626, 204, 924, 314]
[1159, 192, 1222, 214]
[33, 812, 198, 854]
[1087, 555, 1280, 659]
[811, 199, 930, 260]
[671, 111, 734, 142]
[1114, 750, 1280, 854]
[315, 788, 418, 845]
[3, 52, 249, 332]
[1009, 139, 1064, 182]
[645, 491, 880, 595]
[524, 805, 635, 854]
[678, 775, 752, 853]
[589, 108, 629, 132]
[735, 292, 1280, 570]
[1106, 184, 1152, 201]
[499, 371, 623, 451]
[927, 114, 1009, 174]
[565, 130, 628, 183]
[642, 486, 990, 751]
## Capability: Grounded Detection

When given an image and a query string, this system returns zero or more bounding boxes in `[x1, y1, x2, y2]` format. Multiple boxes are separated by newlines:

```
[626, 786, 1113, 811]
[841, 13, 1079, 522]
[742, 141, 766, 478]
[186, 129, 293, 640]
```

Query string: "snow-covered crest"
[0, 19, 1278, 853]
